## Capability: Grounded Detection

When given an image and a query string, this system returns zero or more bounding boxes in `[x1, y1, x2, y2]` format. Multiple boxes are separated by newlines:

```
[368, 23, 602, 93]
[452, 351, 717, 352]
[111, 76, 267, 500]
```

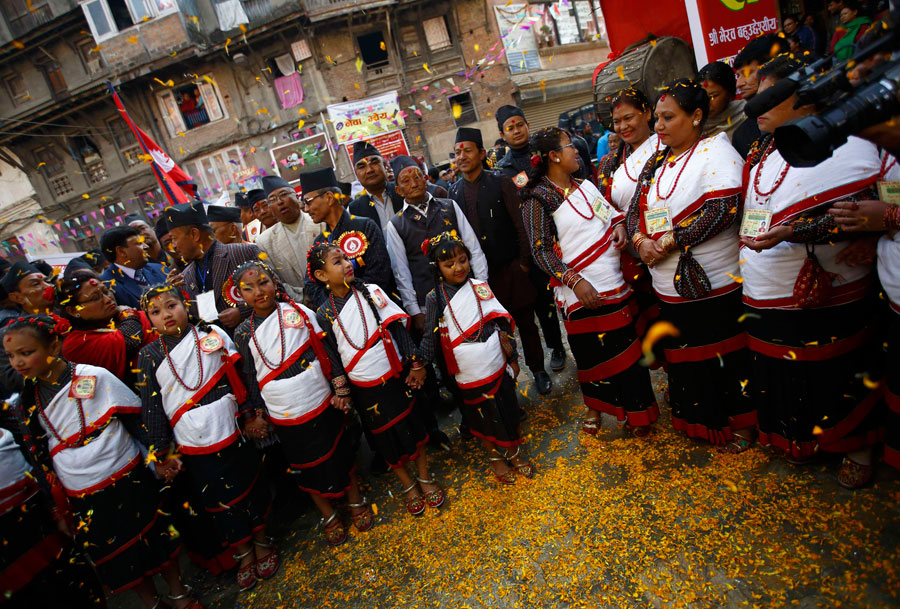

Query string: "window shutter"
[157, 90, 186, 136]
[197, 80, 224, 121]
[423, 17, 451, 51]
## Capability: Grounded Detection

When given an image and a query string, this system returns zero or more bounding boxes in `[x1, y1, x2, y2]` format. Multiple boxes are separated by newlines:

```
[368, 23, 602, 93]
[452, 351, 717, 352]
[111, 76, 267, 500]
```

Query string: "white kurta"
[255, 212, 323, 298]
[610, 134, 659, 213]
[742, 137, 880, 309]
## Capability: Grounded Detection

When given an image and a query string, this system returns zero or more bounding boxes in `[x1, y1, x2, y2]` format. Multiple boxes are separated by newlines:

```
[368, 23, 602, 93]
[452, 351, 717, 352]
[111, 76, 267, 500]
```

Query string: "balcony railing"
[303, 0, 392, 22]
[3, 4, 54, 38]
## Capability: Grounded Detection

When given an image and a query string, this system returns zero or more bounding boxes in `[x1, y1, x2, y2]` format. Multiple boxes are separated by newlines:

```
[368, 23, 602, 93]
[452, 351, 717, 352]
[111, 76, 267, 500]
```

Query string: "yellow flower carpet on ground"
[215, 374, 898, 609]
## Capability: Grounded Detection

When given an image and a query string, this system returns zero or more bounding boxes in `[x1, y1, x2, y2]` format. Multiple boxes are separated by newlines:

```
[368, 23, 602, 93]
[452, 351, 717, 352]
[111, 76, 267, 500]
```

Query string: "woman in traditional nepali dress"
[138, 286, 275, 592]
[742, 57, 886, 488]
[625, 78, 752, 450]
[521, 126, 658, 437]
[419, 233, 534, 484]
[309, 243, 446, 517]
[54, 269, 155, 388]
[230, 261, 368, 546]
[4, 314, 200, 609]
[599, 86, 662, 339]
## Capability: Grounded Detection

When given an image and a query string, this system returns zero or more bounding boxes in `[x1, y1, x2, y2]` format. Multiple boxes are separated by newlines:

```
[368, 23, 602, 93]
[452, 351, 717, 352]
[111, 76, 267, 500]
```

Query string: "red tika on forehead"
[659, 93, 667, 102]
[88, 278, 98, 286]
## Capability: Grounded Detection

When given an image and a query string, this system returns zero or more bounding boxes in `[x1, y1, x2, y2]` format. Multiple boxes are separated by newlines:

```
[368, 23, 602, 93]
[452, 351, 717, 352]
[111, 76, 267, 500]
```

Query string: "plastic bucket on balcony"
[593, 36, 696, 131]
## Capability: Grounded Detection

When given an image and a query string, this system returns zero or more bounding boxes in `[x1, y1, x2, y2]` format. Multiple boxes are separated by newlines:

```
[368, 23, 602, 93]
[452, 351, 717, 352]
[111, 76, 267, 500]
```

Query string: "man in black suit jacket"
[164, 202, 265, 331]
[98, 225, 167, 309]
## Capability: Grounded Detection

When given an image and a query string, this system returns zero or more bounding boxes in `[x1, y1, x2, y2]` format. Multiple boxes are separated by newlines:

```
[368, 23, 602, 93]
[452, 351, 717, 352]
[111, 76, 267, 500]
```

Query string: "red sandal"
[488, 449, 516, 485]
[232, 549, 257, 592]
[417, 475, 445, 509]
[322, 512, 347, 546]
[837, 457, 873, 489]
[582, 418, 601, 436]
[254, 538, 280, 580]
[348, 498, 375, 532]
[507, 447, 535, 479]
[401, 482, 426, 516]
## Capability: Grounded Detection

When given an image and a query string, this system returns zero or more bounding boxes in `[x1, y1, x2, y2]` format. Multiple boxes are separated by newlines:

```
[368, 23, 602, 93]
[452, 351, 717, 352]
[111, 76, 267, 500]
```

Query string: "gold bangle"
[658, 231, 677, 253]
[632, 233, 647, 249]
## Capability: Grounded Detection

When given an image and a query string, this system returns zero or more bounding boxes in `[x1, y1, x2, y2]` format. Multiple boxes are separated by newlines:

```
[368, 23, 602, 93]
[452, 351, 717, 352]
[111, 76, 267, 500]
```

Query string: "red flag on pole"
[108, 82, 197, 206]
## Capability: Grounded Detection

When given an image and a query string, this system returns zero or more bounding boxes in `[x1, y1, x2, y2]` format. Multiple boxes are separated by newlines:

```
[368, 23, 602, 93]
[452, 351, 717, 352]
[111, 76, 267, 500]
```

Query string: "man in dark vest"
[385, 155, 489, 334]
[300, 167, 395, 307]
[450, 127, 553, 394]
[493, 104, 567, 373]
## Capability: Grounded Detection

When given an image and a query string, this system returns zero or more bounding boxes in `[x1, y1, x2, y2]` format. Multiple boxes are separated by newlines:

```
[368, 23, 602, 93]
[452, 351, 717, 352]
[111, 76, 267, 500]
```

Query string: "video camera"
[744, 12, 900, 167]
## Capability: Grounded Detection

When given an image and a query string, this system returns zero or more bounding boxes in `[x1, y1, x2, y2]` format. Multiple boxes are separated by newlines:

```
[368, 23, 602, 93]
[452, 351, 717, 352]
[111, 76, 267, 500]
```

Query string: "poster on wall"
[683, 0, 779, 66]
[269, 133, 335, 184]
[327, 92, 406, 143]
[493, 4, 542, 74]
[342, 130, 410, 165]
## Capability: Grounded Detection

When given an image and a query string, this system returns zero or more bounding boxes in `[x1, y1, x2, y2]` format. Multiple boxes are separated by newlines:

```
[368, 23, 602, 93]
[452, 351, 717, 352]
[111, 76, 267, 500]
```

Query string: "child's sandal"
[401, 482, 426, 516]
[348, 498, 375, 532]
[488, 450, 516, 485]
[253, 537, 280, 580]
[232, 549, 257, 592]
[322, 512, 348, 545]
[416, 475, 445, 509]
[507, 447, 535, 479]
[582, 418, 601, 436]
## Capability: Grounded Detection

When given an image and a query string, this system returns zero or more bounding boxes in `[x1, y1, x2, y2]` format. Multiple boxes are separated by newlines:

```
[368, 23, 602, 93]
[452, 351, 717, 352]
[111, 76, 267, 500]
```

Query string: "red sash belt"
[747, 325, 872, 362]
[563, 300, 637, 335]
[664, 332, 746, 364]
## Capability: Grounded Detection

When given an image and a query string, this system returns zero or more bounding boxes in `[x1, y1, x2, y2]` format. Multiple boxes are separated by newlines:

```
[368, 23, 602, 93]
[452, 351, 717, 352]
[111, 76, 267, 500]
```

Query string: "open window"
[448, 91, 477, 127]
[357, 30, 389, 70]
[156, 76, 226, 136]
[80, 0, 178, 42]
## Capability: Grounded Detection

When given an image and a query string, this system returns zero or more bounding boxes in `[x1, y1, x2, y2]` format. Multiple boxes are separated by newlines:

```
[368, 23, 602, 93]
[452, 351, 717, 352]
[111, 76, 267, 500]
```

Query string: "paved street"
[155, 364, 900, 609]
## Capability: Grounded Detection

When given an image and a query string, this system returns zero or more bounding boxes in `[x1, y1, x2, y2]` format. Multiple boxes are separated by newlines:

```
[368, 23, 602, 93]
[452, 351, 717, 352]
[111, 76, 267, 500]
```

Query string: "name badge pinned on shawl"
[644, 207, 672, 233]
[69, 375, 96, 400]
[474, 284, 494, 301]
[878, 181, 900, 205]
[337, 231, 369, 264]
[592, 197, 613, 223]
[283, 308, 304, 327]
[199, 330, 225, 354]
[370, 288, 388, 308]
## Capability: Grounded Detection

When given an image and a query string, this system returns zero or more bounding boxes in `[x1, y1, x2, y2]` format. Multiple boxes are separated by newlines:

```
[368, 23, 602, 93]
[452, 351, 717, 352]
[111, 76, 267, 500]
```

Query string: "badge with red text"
[199, 330, 225, 353]
[69, 375, 97, 400]
[474, 284, 494, 301]
[371, 289, 388, 309]
[283, 308, 303, 327]
[337, 231, 369, 261]
[513, 171, 528, 189]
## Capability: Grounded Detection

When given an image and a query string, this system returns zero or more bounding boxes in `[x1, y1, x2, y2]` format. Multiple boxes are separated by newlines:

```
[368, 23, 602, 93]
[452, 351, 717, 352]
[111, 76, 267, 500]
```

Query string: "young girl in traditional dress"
[228, 261, 370, 546]
[308, 243, 445, 516]
[137, 286, 276, 592]
[419, 232, 534, 484]
[521, 127, 658, 437]
[3, 314, 201, 609]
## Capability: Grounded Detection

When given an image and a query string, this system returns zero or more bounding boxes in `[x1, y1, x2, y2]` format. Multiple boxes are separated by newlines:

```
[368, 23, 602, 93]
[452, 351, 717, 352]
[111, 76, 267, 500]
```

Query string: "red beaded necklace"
[34, 363, 85, 448]
[655, 137, 702, 201]
[548, 178, 593, 220]
[752, 139, 791, 199]
[250, 306, 287, 371]
[330, 287, 369, 351]
[621, 137, 657, 182]
[161, 325, 204, 391]
[441, 280, 484, 343]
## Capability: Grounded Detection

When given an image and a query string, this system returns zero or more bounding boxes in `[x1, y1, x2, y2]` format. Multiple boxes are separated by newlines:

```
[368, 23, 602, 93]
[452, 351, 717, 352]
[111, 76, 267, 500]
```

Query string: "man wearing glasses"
[254, 176, 323, 301]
